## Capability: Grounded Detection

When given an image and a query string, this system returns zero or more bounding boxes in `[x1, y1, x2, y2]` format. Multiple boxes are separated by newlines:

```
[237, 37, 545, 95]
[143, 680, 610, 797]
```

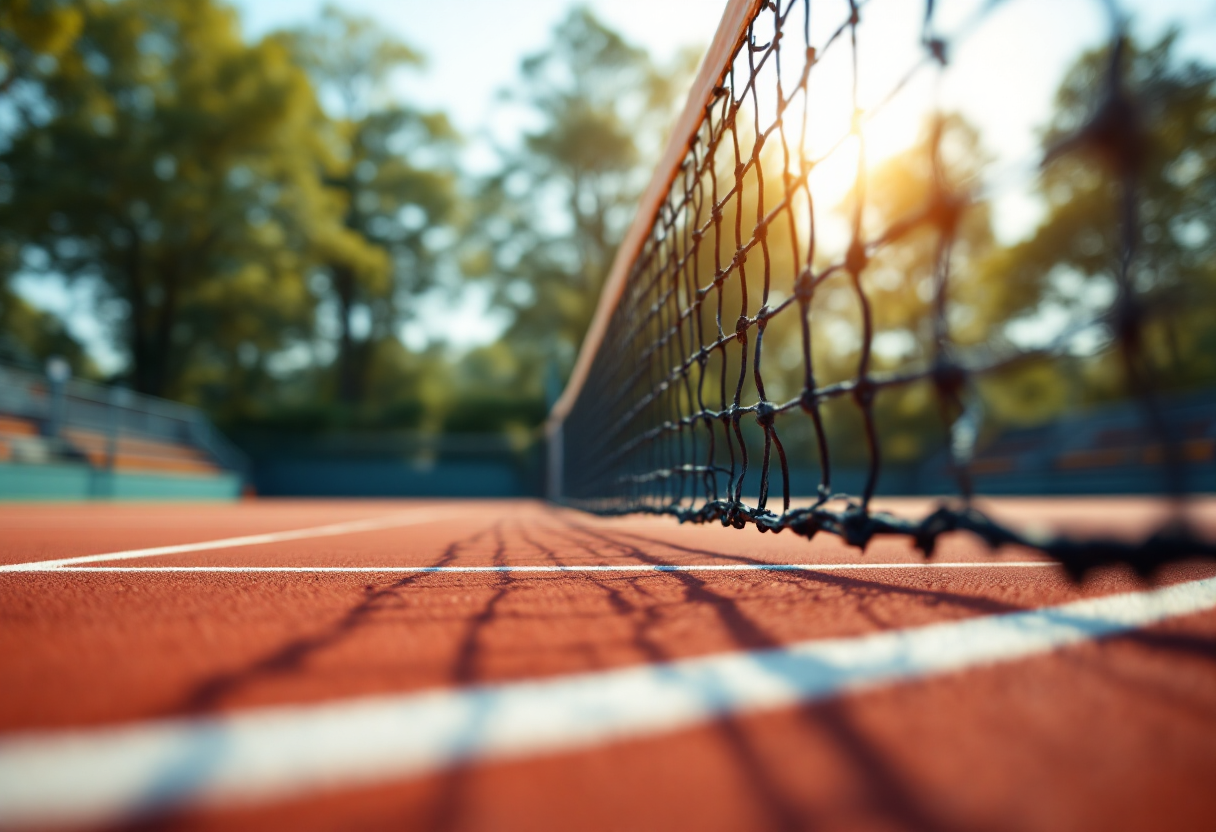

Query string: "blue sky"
[235, 0, 720, 140]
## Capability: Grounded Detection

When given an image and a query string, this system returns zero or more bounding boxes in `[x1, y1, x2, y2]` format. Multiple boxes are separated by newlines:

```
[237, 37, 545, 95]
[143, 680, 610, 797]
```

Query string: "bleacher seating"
[943, 393, 1215, 494]
[62, 429, 221, 476]
[0, 415, 54, 465]
[1056, 416, 1216, 470]
[0, 361, 247, 499]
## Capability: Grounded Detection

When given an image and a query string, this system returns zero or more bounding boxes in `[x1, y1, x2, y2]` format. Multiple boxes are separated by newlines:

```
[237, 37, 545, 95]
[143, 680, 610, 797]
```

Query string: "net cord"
[546, 0, 764, 453]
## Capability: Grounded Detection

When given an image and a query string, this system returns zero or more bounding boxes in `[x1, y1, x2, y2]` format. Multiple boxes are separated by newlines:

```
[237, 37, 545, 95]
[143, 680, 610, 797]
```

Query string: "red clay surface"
[2, 497, 1215, 831]
[0, 500, 456, 565]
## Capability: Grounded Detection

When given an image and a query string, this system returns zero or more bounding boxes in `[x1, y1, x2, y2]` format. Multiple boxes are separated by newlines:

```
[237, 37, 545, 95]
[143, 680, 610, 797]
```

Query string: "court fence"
[232, 430, 543, 498]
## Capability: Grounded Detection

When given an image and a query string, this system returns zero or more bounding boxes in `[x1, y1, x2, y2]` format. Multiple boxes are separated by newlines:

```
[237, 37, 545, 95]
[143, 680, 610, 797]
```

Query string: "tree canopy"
[278, 5, 460, 411]
[0, 4, 1211, 454]
[455, 9, 698, 415]
[0, 0, 375, 413]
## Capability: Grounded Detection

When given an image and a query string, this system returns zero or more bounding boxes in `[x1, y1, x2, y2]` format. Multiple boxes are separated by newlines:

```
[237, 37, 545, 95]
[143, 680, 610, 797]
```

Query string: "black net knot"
[1042, 39, 1146, 179]
[839, 505, 876, 548]
[799, 387, 819, 414]
[853, 376, 876, 408]
[1082, 86, 1146, 178]
[794, 271, 814, 301]
[924, 37, 948, 66]
[1113, 292, 1143, 351]
[845, 238, 868, 275]
[932, 360, 965, 398]
[913, 506, 958, 557]
[734, 315, 750, 342]
[754, 400, 776, 428]
[928, 190, 965, 237]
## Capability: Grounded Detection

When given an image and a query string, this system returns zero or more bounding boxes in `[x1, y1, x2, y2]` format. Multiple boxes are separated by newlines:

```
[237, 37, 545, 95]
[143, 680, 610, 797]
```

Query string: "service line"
[3, 575, 1214, 827]
[0, 509, 454, 572]
[23, 561, 1059, 574]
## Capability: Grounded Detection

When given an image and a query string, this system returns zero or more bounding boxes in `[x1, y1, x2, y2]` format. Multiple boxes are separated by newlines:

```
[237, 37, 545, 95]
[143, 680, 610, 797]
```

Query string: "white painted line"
[2, 575, 1213, 827]
[0, 510, 453, 572]
[21, 561, 1058, 574]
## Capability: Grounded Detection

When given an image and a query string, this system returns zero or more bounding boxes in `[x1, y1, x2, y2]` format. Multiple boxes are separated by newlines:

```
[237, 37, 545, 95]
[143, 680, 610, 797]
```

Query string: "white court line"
[0, 509, 454, 572]
[24, 561, 1058, 574]
[2, 575, 1213, 827]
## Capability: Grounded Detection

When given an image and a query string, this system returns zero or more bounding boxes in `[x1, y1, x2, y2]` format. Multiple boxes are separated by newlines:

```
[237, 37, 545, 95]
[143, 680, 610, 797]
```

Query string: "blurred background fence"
[3, 357, 1207, 500]
[0, 360, 245, 498]
[237, 430, 542, 498]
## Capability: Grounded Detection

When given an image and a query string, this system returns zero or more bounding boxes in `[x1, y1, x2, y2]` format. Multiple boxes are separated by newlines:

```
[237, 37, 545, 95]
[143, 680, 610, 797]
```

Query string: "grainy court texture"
[1, 497, 1215, 831]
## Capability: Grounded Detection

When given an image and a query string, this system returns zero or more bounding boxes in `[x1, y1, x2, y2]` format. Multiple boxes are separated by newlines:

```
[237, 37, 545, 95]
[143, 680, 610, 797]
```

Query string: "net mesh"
[553, 0, 1215, 576]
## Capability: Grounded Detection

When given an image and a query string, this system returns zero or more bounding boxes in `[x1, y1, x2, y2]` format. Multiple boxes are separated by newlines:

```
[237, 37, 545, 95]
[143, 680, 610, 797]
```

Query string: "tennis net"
[546, 0, 1216, 575]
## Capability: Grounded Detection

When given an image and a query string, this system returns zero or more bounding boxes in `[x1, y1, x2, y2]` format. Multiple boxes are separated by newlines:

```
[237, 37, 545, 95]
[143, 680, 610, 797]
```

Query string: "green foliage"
[278, 6, 460, 406]
[461, 7, 697, 409]
[0, 0, 374, 408]
[1, 4, 1210, 458]
[0, 0, 82, 95]
[0, 285, 95, 375]
[985, 33, 1216, 415]
[281, 4, 421, 116]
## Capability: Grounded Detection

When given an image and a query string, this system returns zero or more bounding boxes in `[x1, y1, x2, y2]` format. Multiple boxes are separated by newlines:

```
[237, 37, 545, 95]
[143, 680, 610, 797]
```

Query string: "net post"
[546, 420, 563, 502]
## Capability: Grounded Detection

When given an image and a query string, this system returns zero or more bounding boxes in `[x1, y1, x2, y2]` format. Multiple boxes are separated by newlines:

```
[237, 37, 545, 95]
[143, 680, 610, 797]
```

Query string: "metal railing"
[0, 361, 249, 479]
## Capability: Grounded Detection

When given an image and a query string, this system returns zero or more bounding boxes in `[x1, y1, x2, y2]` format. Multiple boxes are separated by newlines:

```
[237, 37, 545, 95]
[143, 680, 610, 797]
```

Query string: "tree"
[0, 0, 378, 408]
[462, 7, 697, 411]
[278, 5, 460, 407]
[0, 1, 87, 371]
[0, 0, 82, 97]
[0, 285, 94, 374]
[987, 33, 1216, 399]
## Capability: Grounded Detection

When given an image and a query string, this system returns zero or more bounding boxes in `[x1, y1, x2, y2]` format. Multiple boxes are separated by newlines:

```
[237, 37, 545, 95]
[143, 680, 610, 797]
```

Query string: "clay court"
[2, 497, 1215, 830]
[3, 0, 1216, 829]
